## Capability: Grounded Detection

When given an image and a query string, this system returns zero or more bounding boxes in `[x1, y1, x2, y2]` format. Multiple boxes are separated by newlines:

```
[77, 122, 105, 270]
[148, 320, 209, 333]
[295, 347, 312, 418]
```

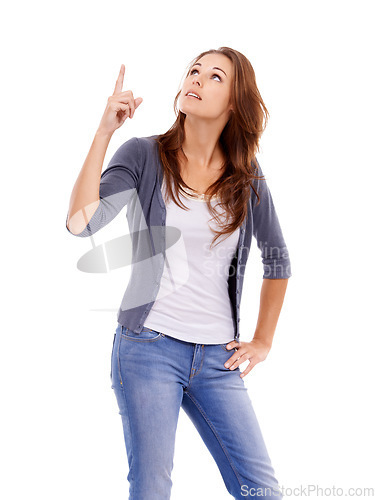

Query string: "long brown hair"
[155, 47, 269, 249]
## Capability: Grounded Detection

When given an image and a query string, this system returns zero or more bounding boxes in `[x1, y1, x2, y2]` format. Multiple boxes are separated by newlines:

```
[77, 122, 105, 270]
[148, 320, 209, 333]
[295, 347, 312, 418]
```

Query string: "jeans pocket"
[221, 343, 235, 352]
[121, 325, 165, 342]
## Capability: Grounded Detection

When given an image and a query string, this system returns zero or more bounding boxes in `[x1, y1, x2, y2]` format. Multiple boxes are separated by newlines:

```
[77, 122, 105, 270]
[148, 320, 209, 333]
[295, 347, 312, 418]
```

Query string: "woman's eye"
[190, 69, 221, 81]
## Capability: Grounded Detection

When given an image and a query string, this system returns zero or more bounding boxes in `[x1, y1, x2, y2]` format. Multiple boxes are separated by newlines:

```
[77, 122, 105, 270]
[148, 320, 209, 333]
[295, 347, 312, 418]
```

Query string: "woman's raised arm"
[66, 63, 143, 235]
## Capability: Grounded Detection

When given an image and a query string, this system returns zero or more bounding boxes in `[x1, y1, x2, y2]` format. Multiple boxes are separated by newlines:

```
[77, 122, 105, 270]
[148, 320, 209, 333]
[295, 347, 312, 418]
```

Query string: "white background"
[1, 0, 374, 498]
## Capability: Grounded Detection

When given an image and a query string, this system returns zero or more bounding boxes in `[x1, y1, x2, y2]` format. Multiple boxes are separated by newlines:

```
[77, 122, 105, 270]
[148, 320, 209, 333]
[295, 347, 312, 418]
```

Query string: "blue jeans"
[110, 323, 283, 499]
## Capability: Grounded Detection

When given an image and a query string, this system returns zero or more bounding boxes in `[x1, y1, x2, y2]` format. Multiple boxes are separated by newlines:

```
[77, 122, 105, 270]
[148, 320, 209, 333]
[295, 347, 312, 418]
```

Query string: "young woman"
[66, 47, 291, 500]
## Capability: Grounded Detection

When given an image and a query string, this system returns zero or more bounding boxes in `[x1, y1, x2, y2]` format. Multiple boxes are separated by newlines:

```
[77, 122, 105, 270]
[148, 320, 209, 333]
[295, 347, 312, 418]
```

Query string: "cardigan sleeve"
[251, 158, 292, 279]
[66, 136, 141, 238]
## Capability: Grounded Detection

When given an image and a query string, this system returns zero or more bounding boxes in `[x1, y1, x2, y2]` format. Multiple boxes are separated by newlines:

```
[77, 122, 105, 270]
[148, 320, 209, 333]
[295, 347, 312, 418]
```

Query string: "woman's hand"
[224, 338, 272, 378]
[97, 63, 143, 136]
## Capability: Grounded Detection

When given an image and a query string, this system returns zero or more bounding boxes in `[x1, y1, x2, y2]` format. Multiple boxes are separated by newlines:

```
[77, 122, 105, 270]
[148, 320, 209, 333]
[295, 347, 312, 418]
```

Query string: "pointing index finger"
[113, 64, 125, 95]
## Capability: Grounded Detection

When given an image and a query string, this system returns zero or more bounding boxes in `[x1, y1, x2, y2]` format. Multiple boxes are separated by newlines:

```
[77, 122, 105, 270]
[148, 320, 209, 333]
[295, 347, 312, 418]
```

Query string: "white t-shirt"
[144, 180, 240, 344]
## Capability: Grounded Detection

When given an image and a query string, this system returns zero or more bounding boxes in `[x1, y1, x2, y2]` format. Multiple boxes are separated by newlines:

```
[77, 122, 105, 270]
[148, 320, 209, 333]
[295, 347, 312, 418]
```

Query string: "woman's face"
[179, 53, 234, 122]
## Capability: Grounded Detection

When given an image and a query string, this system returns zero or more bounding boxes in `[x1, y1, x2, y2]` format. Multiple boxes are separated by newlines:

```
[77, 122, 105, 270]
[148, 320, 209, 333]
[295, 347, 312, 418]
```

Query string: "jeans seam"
[183, 390, 245, 490]
[110, 332, 116, 381]
[192, 345, 205, 378]
[119, 376, 134, 484]
[117, 334, 124, 387]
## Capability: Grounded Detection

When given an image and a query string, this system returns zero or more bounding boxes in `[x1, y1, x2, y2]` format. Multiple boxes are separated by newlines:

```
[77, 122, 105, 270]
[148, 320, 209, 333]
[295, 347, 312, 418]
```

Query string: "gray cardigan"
[66, 134, 292, 342]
